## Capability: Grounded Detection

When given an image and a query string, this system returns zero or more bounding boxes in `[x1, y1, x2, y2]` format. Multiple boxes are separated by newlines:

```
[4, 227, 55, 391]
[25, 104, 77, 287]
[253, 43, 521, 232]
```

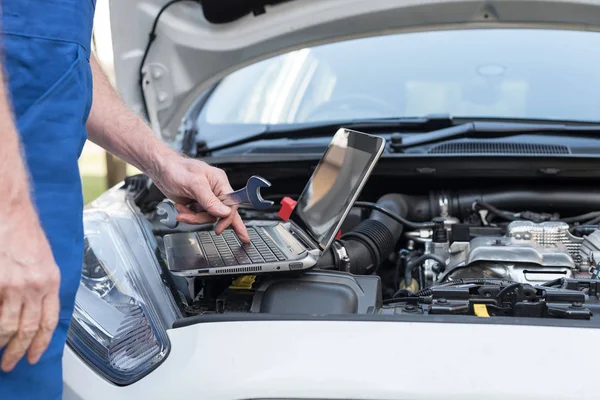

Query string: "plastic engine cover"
[250, 271, 381, 314]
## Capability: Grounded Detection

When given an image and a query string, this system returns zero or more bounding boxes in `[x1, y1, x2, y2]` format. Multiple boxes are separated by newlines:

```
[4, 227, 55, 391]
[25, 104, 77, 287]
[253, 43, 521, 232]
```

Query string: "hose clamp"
[331, 240, 351, 272]
[438, 192, 449, 218]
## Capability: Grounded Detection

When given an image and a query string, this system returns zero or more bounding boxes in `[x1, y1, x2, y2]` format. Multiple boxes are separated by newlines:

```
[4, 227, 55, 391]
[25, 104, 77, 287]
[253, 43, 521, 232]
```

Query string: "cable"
[474, 200, 600, 226]
[562, 211, 600, 224]
[496, 282, 522, 301]
[395, 278, 518, 299]
[353, 202, 435, 229]
[139, 0, 198, 120]
[473, 201, 519, 222]
[404, 253, 446, 287]
[584, 215, 600, 225]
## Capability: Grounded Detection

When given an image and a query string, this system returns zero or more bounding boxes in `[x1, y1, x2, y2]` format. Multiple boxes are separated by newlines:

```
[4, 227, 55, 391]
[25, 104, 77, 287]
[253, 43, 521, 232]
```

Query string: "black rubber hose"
[404, 254, 446, 286]
[447, 189, 600, 220]
[377, 189, 600, 222]
[354, 202, 434, 229]
[316, 194, 409, 273]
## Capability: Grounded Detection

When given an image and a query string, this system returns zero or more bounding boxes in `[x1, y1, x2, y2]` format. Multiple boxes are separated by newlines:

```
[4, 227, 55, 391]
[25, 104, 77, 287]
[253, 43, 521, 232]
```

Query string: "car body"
[64, 1, 600, 399]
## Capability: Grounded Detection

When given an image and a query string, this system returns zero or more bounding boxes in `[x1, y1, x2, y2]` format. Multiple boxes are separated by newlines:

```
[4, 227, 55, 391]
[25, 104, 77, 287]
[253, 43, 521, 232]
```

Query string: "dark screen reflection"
[291, 130, 372, 249]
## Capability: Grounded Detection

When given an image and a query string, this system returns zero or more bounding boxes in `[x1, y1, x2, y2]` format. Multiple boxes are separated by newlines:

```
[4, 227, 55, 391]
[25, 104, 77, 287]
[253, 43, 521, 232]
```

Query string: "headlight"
[67, 188, 181, 385]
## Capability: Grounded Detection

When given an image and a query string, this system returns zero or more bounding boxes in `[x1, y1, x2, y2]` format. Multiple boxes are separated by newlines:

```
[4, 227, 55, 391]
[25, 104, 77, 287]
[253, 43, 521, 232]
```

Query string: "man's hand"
[0, 206, 60, 372]
[152, 155, 250, 242]
[85, 56, 249, 242]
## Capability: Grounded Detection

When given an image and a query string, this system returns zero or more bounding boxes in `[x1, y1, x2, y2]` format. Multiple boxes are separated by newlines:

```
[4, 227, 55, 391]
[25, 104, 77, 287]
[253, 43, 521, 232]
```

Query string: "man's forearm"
[86, 55, 176, 180]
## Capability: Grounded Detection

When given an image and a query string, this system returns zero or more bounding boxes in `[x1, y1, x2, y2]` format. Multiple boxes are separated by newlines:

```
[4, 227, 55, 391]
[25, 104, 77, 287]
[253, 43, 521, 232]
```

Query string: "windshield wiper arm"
[398, 121, 600, 149]
[200, 115, 455, 154]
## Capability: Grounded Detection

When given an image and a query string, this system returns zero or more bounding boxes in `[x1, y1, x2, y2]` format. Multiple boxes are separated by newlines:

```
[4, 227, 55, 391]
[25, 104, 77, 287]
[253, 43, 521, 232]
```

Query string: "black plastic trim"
[172, 311, 600, 330]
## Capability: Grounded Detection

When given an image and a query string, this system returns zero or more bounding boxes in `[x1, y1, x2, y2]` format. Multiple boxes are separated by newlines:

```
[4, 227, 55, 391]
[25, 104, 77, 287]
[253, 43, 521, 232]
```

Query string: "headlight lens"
[67, 189, 180, 385]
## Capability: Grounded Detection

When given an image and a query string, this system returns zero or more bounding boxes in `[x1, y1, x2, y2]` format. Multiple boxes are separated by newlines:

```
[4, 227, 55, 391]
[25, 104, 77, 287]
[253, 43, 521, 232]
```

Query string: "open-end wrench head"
[156, 200, 179, 228]
[246, 175, 274, 210]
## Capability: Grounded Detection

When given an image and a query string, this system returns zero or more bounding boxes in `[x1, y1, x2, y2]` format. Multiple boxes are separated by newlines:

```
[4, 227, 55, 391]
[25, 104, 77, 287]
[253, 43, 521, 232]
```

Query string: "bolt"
[404, 304, 417, 312]
[515, 234, 522, 239]
[572, 302, 583, 308]
[152, 69, 163, 79]
[437, 298, 448, 304]
[390, 134, 404, 153]
[484, 292, 492, 297]
[158, 92, 168, 102]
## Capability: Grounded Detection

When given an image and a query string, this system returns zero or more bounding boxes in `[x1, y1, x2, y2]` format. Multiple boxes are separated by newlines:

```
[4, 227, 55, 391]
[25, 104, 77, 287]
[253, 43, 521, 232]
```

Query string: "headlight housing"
[67, 187, 181, 385]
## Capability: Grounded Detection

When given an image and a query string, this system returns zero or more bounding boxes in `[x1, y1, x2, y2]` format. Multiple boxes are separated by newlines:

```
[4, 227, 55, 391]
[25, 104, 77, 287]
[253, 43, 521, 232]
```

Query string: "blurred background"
[81, 0, 139, 204]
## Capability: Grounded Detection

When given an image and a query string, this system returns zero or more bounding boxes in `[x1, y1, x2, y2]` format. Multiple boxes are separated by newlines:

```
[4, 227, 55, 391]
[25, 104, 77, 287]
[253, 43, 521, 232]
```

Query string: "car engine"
[130, 176, 600, 322]
[424, 220, 586, 286]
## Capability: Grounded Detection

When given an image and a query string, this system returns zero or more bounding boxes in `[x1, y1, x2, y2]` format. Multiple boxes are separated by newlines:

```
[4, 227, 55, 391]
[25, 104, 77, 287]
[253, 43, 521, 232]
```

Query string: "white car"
[64, 1, 600, 399]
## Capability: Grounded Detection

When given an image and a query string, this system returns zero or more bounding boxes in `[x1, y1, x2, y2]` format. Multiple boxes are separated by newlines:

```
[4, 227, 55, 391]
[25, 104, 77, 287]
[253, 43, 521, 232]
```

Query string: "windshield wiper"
[397, 121, 600, 149]
[199, 115, 455, 154]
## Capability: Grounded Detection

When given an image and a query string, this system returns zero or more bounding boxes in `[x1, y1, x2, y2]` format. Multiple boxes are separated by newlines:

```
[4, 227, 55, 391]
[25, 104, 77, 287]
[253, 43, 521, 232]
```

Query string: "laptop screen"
[289, 128, 385, 252]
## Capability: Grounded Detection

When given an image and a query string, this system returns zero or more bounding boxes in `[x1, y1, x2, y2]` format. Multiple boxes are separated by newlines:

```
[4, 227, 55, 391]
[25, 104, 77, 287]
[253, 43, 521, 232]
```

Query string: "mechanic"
[0, 1, 249, 398]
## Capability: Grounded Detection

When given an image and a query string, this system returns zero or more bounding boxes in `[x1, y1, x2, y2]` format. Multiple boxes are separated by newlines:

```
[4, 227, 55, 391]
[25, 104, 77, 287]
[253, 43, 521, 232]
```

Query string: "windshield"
[199, 28, 600, 131]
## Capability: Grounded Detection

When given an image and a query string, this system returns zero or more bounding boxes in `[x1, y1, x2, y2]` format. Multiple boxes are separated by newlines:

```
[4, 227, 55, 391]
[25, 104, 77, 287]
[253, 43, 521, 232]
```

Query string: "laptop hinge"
[287, 221, 320, 251]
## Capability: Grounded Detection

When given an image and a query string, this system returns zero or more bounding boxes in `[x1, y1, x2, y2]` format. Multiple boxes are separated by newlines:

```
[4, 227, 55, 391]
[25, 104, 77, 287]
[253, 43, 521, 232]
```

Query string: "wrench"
[156, 175, 273, 229]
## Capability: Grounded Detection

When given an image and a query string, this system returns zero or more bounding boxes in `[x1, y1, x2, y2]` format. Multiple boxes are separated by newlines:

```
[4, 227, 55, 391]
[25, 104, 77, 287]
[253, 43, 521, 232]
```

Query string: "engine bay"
[126, 175, 600, 323]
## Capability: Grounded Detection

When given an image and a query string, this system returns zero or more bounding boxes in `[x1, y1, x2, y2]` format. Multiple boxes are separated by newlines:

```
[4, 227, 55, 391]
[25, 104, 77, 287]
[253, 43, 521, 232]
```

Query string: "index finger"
[231, 211, 250, 243]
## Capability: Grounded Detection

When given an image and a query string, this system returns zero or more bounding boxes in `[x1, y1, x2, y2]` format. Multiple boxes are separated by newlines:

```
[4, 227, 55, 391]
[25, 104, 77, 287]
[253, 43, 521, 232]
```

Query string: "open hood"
[108, 0, 600, 144]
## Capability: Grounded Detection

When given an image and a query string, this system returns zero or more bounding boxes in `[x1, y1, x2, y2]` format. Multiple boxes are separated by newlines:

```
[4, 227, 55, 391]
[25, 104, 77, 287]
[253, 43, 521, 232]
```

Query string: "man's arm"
[86, 56, 249, 242]
[0, 67, 61, 371]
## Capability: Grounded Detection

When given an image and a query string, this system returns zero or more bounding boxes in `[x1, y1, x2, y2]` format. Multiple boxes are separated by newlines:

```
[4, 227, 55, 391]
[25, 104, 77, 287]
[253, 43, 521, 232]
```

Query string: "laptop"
[164, 128, 386, 277]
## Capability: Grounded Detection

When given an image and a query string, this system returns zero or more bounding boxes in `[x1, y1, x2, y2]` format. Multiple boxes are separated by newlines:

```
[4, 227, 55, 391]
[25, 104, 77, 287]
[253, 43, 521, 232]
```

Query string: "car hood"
[108, 0, 600, 144]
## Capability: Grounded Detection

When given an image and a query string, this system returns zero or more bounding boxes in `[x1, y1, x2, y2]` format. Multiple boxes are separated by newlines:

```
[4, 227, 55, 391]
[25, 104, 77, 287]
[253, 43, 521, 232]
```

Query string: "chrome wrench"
[156, 175, 273, 229]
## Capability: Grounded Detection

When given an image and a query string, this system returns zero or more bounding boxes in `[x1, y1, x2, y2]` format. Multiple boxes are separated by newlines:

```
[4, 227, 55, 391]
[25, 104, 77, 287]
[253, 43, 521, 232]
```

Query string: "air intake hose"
[316, 194, 407, 274]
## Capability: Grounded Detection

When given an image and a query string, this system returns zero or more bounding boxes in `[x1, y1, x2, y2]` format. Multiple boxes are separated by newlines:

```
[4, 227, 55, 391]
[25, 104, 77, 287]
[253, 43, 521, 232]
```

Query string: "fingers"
[175, 203, 217, 225]
[231, 211, 250, 243]
[214, 207, 250, 243]
[1, 299, 41, 372]
[214, 205, 237, 234]
[27, 293, 59, 365]
[0, 293, 22, 351]
[192, 184, 231, 219]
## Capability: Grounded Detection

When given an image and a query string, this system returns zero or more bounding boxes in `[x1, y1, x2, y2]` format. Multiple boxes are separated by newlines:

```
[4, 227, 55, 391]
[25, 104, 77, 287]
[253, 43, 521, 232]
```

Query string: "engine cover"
[444, 221, 585, 284]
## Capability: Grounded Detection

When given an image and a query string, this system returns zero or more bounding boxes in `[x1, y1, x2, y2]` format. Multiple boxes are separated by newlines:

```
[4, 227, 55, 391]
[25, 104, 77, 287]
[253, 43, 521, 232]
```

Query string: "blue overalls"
[0, 0, 96, 398]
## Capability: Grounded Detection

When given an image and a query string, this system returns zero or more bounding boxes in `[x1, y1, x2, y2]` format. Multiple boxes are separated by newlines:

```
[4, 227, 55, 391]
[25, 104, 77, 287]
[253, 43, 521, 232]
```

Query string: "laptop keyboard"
[196, 228, 289, 267]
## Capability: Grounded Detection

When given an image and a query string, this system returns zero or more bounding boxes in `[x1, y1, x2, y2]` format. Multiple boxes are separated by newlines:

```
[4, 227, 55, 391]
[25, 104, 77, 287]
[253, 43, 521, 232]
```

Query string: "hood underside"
[108, 0, 600, 143]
